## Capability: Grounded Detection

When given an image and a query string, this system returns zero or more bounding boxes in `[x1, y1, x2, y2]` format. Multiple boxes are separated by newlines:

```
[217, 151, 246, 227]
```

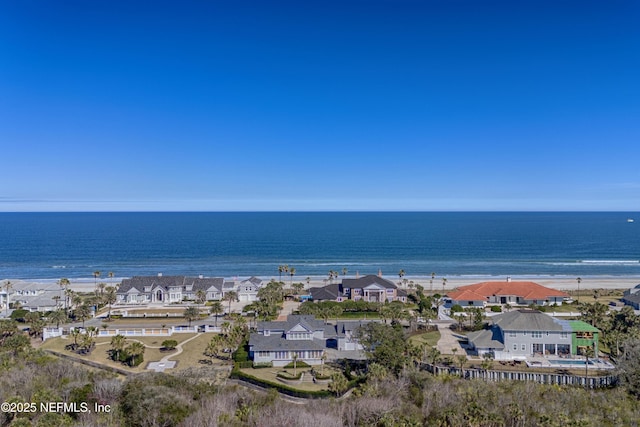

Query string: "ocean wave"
[580, 260, 639, 265]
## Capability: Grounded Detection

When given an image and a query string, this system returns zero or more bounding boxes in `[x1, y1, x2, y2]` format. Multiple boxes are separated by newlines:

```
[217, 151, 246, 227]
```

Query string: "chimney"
[158, 273, 163, 277]
[378, 269, 382, 277]
[356, 271, 360, 279]
[199, 275, 204, 279]
[507, 276, 511, 282]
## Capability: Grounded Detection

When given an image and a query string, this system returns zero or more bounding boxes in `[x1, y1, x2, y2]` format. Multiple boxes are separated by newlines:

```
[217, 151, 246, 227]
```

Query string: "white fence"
[43, 325, 222, 341]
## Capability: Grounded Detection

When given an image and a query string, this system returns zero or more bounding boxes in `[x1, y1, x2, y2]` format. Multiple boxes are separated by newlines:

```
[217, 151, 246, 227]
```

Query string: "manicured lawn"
[40, 333, 222, 374]
[41, 336, 165, 373]
[238, 366, 340, 392]
[408, 330, 441, 347]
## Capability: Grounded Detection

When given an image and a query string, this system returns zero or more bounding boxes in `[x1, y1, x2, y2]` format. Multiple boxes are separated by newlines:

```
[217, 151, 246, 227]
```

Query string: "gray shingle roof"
[342, 275, 397, 289]
[118, 276, 224, 294]
[309, 283, 344, 301]
[257, 315, 326, 333]
[249, 334, 325, 351]
[623, 293, 640, 305]
[467, 329, 505, 350]
[491, 309, 564, 332]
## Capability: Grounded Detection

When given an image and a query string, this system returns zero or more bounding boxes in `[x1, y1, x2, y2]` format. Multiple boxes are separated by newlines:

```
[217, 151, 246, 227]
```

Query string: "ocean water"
[0, 212, 639, 280]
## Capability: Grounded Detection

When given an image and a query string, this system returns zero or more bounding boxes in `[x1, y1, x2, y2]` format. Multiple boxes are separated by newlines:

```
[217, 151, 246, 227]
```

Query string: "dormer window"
[264, 330, 270, 336]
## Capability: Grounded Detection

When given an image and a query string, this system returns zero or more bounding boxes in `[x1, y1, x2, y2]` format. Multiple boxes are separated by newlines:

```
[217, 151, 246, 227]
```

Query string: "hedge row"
[230, 368, 333, 399]
[284, 360, 310, 369]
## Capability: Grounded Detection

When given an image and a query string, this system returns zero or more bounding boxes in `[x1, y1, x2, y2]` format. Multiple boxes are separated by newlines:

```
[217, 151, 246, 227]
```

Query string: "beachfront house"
[237, 276, 262, 302]
[467, 309, 599, 360]
[117, 275, 225, 304]
[249, 315, 334, 366]
[309, 283, 347, 302]
[310, 274, 407, 303]
[1, 280, 63, 313]
[447, 280, 569, 308]
[622, 284, 640, 309]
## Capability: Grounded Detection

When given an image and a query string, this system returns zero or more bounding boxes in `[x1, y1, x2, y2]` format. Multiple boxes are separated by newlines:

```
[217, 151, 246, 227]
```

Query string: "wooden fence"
[422, 363, 617, 388]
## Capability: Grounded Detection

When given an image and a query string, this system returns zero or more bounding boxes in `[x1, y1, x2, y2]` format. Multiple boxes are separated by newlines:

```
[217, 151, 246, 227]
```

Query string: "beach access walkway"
[147, 333, 202, 372]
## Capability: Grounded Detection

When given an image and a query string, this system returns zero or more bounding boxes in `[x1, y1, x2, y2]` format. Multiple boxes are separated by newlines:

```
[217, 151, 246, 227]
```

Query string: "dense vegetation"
[3, 319, 640, 426]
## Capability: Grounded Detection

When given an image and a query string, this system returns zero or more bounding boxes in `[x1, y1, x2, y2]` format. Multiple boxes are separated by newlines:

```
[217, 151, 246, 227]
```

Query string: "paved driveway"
[434, 321, 466, 355]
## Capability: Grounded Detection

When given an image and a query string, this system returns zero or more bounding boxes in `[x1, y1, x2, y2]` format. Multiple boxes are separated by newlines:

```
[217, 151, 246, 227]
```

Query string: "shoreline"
[5, 274, 640, 293]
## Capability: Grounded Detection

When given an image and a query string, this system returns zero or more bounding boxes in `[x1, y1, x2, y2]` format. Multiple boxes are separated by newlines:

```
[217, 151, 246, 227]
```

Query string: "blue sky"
[1, 1, 639, 211]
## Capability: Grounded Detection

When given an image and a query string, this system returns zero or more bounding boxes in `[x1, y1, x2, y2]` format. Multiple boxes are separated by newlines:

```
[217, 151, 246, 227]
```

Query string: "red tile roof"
[447, 281, 568, 302]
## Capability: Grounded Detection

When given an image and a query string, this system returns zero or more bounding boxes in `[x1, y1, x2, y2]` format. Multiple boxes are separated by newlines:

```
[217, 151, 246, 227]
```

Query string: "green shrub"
[490, 306, 502, 312]
[161, 340, 178, 350]
[230, 369, 333, 398]
[252, 362, 273, 369]
[450, 305, 463, 313]
[232, 343, 250, 362]
[284, 360, 310, 369]
[277, 371, 302, 380]
[234, 361, 254, 369]
[10, 309, 29, 322]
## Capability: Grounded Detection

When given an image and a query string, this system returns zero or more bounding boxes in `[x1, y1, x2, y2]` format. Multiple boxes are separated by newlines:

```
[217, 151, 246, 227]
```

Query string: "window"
[508, 332, 517, 338]
[523, 331, 527, 336]
[513, 344, 517, 351]
[521, 344, 526, 351]
[531, 331, 543, 339]
[560, 332, 568, 339]
[468, 301, 474, 305]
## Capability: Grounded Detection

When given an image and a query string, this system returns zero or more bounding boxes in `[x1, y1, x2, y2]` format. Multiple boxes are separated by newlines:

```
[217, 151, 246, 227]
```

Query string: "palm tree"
[442, 277, 448, 294]
[321, 351, 327, 376]
[278, 265, 285, 282]
[289, 267, 296, 286]
[328, 373, 348, 397]
[209, 301, 224, 326]
[430, 272, 436, 295]
[183, 306, 200, 327]
[48, 310, 67, 329]
[583, 345, 595, 380]
[398, 269, 406, 287]
[306, 277, 311, 289]
[223, 291, 238, 316]
[125, 341, 145, 366]
[342, 267, 348, 277]
[75, 304, 92, 328]
[57, 278, 71, 312]
[108, 271, 114, 287]
[292, 353, 298, 376]
[93, 271, 101, 288]
[292, 282, 305, 296]
[104, 286, 117, 320]
[3, 280, 12, 316]
[428, 346, 441, 365]
[576, 277, 582, 303]
[195, 289, 207, 306]
[456, 354, 467, 376]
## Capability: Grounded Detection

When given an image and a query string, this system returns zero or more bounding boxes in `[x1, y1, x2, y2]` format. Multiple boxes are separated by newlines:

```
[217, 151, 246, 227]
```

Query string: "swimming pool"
[548, 359, 594, 366]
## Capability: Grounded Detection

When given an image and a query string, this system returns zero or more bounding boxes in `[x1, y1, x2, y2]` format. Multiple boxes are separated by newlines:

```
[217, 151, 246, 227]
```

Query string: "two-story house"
[249, 315, 335, 366]
[467, 309, 599, 360]
[117, 275, 225, 304]
[310, 274, 407, 303]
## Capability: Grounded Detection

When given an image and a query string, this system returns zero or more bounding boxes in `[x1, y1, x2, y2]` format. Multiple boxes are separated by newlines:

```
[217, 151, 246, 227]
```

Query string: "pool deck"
[525, 356, 614, 370]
